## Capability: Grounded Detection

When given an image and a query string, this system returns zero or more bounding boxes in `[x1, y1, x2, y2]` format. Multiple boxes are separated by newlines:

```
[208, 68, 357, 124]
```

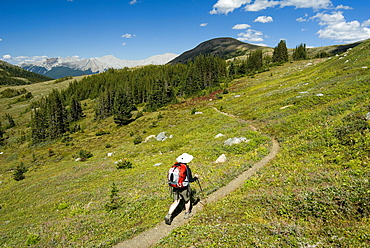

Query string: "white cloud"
[211, 0, 334, 14]
[2, 55, 49, 65]
[279, 0, 333, 10]
[129, 0, 137, 4]
[254, 16, 273, 23]
[237, 29, 265, 42]
[313, 11, 370, 43]
[335, 4, 352, 10]
[200, 23, 208, 27]
[232, 23, 251, 29]
[362, 19, 370, 27]
[122, 43, 127, 46]
[296, 13, 309, 22]
[122, 33, 136, 38]
[252, 43, 268, 46]
[244, 0, 279, 12]
[0, 38, 2, 42]
[296, 17, 308, 22]
[210, 0, 252, 14]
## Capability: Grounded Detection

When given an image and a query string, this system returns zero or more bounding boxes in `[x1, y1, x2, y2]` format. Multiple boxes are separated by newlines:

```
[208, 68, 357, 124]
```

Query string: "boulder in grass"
[215, 133, 224, 138]
[215, 154, 227, 163]
[156, 132, 168, 141]
[224, 137, 250, 146]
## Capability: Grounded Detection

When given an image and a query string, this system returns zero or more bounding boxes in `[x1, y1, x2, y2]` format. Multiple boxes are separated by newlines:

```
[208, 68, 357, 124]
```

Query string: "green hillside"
[0, 60, 53, 86]
[0, 40, 369, 247]
[158, 40, 370, 247]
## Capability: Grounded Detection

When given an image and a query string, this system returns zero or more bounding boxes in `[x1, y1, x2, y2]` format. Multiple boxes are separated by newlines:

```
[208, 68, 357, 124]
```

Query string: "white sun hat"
[176, 153, 194, 163]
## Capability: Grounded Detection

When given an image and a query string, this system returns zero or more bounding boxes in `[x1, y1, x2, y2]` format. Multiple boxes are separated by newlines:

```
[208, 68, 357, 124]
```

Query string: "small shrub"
[105, 143, 112, 148]
[215, 94, 223, 99]
[191, 108, 197, 115]
[96, 129, 110, 136]
[150, 121, 158, 128]
[26, 233, 41, 246]
[61, 135, 73, 143]
[78, 149, 93, 161]
[116, 159, 133, 169]
[48, 148, 55, 157]
[133, 136, 142, 145]
[56, 202, 69, 210]
[104, 182, 121, 212]
[13, 162, 27, 181]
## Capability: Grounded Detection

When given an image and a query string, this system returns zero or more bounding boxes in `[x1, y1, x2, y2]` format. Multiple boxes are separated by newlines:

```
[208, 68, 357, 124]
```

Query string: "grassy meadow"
[0, 77, 270, 246]
[157, 41, 370, 247]
[1, 40, 369, 247]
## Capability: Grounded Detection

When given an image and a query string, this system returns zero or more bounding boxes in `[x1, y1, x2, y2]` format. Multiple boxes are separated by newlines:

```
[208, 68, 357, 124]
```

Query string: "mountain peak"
[168, 37, 268, 64]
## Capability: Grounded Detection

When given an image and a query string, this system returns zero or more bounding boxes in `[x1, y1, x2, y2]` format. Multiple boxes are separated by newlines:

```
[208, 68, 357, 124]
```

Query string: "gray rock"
[224, 137, 250, 146]
[156, 132, 168, 141]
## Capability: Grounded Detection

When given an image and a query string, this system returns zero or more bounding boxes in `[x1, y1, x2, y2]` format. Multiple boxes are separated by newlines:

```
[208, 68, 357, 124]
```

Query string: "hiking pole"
[197, 178, 203, 192]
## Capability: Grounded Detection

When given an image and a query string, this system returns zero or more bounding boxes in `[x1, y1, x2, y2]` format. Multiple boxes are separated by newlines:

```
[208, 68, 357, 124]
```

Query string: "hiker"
[165, 153, 199, 225]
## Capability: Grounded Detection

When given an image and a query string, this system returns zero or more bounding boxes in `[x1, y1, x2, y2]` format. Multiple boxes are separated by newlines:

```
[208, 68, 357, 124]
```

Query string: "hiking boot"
[184, 211, 193, 219]
[164, 213, 172, 225]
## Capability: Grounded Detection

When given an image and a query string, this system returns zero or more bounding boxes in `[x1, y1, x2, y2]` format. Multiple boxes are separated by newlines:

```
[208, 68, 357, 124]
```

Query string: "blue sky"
[1, 0, 369, 64]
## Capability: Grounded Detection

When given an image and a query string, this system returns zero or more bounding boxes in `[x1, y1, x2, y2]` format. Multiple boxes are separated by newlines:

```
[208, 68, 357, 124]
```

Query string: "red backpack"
[168, 162, 189, 188]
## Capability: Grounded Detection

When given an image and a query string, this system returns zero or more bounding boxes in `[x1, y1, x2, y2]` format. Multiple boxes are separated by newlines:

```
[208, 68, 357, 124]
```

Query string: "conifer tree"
[5, 113, 16, 128]
[0, 121, 4, 144]
[113, 90, 137, 126]
[292, 43, 307, 60]
[272, 40, 289, 63]
[46, 90, 68, 139]
[31, 106, 48, 143]
[247, 50, 263, 71]
[13, 162, 27, 181]
[69, 97, 84, 122]
[95, 90, 114, 119]
[228, 61, 236, 76]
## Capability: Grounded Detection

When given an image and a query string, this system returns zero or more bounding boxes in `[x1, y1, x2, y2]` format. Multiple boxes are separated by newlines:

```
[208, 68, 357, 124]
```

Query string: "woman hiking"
[165, 153, 199, 225]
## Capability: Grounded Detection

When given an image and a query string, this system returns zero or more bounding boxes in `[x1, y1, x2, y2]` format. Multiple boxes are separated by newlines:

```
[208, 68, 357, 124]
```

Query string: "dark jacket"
[186, 165, 198, 183]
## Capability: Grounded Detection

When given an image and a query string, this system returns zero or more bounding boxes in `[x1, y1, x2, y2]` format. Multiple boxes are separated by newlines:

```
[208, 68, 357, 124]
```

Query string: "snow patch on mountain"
[19, 53, 178, 73]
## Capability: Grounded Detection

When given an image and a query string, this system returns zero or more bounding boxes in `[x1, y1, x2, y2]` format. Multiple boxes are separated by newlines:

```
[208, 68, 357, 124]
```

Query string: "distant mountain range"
[19, 53, 178, 79]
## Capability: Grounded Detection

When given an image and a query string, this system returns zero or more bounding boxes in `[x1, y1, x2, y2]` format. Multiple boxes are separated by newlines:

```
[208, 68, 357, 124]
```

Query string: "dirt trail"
[114, 108, 279, 248]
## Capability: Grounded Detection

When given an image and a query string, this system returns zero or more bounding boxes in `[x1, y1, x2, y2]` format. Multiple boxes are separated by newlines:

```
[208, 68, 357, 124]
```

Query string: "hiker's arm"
[187, 167, 198, 182]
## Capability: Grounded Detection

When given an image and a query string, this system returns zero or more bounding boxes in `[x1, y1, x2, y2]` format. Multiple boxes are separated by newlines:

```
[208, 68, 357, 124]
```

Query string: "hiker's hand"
[195, 174, 199, 179]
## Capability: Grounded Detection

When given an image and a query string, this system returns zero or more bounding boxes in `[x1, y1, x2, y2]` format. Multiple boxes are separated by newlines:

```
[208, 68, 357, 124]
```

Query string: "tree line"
[29, 41, 308, 143]
[30, 55, 227, 143]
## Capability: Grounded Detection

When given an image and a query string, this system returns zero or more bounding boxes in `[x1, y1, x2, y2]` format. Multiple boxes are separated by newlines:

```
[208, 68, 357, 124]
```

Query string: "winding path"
[114, 108, 280, 248]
